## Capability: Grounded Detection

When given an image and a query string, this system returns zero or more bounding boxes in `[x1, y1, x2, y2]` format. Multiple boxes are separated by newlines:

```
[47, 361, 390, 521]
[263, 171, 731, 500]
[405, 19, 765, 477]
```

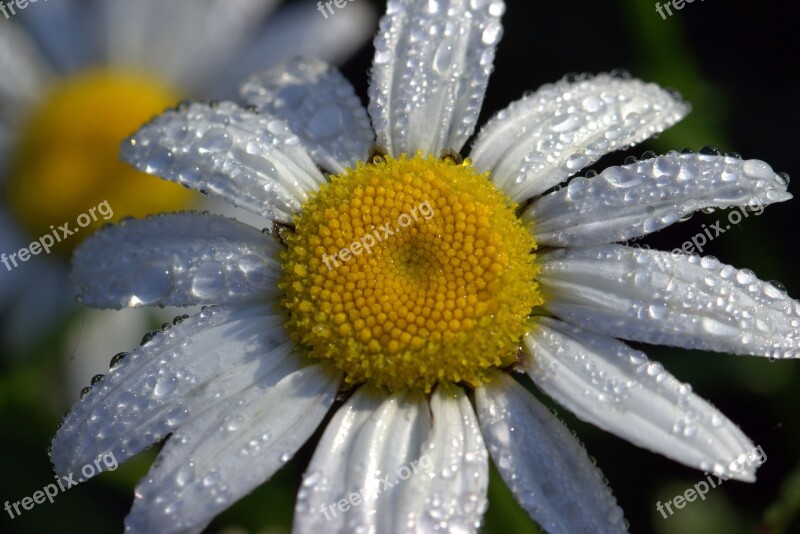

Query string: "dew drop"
[199, 128, 232, 154]
[701, 317, 739, 337]
[766, 280, 787, 296]
[109, 352, 129, 368]
[305, 106, 346, 140]
[647, 303, 668, 320]
[154, 375, 178, 399]
[191, 262, 224, 299]
[128, 259, 175, 306]
[699, 145, 722, 156]
[433, 41, 456, 74]
[581, 95, 604, 113]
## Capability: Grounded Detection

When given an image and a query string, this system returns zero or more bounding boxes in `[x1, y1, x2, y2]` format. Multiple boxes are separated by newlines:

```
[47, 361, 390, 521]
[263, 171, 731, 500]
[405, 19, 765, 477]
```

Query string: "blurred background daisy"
[1, 0, 798, 533]
[0, 0, 374, 398]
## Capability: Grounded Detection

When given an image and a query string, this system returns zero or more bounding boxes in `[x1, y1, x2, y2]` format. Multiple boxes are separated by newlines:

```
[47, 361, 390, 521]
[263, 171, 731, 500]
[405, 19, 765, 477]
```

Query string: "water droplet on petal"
[191, 262, 224, 299]
[481, 21, 503, 45]
[128, 258, 176, 306]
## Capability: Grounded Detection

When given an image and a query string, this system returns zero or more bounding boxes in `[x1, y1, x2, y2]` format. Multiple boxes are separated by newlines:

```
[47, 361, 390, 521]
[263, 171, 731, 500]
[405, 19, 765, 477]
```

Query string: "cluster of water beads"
[472, 69, 690, 204]
[575, 145, 790, 204]
[71, 313, 191, 407]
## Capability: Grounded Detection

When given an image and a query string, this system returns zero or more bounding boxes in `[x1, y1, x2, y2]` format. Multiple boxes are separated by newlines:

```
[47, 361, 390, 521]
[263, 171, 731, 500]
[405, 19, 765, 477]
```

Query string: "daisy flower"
[0, 0, 374, 357]
[53, 0, 797, 532]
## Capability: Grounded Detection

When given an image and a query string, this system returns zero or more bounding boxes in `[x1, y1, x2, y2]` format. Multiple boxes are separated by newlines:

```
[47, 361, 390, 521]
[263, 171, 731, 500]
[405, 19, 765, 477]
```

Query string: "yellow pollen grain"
[5, 70, 194, 255]
[280, 154, 543, 392]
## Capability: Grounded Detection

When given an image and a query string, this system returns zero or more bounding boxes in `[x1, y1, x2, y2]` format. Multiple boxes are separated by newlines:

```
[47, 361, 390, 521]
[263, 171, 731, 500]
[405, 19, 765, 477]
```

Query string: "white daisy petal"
[104, 0, 279, 91]
[240, 57, 373, 173]
[125, 360, 339, 534]
[539, 245, 800, 358]
[475, 372, 626, 533]
[524, 318, 759, 481]
[395, 385, 489, 533]
[211, 1, 377, 97]
[470, 74, 689, 202]
[51, 304, 293, 476]
[368, 0, 505, 157]
[121, 101, 326, 224]
[0, 21, 53, 113]
[70, 213, 280, 309]
[293, 387, 431, 533]
[526, 153, 791, 247]
[16, 0, 93, 72]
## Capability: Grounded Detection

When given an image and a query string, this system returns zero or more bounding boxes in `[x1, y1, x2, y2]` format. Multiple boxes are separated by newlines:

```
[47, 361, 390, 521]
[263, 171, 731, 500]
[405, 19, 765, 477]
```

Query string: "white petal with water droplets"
[475, 372, 626, 534]
[124, 359, 339, 533]
[121, 101, 326, 224]
[524, 318, 759, 481]
[395, 385, 488, 533]
[293, 386, 431, 533]
[369, 0, 505, 157]
[539, 245, 800, 358]
[71, 213, 280, 309]
[470, 74, 689, 202]
[241, 57, 373, 173]
[51, 304, 293, 476]
[526, 153, 791, 247]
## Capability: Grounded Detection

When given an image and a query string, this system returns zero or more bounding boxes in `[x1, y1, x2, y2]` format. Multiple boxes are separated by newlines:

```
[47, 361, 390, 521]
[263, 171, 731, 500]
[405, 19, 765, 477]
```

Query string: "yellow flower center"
[280, 154, 542, 392]
[5, 70, 195, 255]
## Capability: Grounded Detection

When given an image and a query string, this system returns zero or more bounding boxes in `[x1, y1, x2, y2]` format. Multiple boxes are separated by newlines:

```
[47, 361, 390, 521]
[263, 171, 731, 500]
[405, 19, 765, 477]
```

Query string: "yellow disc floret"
[280, 154, 542, 392]
[5, 70, 195, 255]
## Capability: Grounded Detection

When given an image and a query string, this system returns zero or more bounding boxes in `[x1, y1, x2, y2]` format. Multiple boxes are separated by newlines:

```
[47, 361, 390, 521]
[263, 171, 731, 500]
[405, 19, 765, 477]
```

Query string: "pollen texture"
[280, 154, 542, 392]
